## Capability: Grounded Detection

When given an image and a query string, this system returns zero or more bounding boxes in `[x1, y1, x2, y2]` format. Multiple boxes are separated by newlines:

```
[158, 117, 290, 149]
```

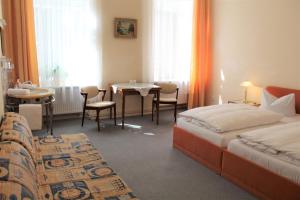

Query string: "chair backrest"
[156, 82, 178, 94]
[81, 86, 99, 99]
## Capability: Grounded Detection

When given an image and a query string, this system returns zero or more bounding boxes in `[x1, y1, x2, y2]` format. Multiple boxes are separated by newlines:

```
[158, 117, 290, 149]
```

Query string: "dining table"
[110, 83, 161, 129]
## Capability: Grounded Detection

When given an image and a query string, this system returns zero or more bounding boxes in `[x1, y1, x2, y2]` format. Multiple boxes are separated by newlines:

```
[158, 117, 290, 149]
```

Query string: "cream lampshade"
[240, 81, 253, 103]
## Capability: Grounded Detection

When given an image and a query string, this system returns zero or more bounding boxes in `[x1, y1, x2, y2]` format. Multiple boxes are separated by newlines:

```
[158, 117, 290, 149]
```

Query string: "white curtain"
[34, 0, 100, 87]
[143, 0, 193, 103]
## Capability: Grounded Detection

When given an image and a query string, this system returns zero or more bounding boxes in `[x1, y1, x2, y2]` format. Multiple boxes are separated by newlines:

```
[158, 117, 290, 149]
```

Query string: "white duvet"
[179, 104, 283, 133]
[239, 122, 300, 164]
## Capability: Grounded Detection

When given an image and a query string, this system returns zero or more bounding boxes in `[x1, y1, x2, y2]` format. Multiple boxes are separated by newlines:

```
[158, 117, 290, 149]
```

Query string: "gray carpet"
[35, 110, 257, 200]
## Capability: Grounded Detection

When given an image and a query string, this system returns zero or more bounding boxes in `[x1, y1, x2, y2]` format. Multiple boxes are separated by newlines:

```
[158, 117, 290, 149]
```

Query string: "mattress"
[176, 114, 300, 148]
[228, 139, 300, 185]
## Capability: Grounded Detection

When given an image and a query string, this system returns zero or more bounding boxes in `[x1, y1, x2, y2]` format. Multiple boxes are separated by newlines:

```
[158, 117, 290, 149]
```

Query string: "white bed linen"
[179, 104, 283, 133]
[228, 139, 300, 185]
[239, 122, 300, 162]
[176, 115, 300, 148]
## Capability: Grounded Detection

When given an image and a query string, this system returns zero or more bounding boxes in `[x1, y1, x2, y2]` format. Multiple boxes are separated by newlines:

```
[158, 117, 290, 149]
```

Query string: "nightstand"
[228, 100, 260, 107]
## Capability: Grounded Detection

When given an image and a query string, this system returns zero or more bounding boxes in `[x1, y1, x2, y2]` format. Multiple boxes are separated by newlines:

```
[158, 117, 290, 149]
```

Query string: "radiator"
[53, 87, 83, 115]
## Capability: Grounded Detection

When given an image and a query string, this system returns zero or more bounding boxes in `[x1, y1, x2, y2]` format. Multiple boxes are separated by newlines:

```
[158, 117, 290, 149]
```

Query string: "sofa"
[0, 112, 137, 200]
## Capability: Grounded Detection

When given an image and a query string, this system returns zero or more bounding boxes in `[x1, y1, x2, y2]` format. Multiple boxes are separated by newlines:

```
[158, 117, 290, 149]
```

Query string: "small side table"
[6, 88, 55, 135]
[228, 100, 260, 107]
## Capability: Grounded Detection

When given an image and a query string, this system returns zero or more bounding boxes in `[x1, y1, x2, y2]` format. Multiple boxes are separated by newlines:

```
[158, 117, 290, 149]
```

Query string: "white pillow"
[260, 89, 296, 117]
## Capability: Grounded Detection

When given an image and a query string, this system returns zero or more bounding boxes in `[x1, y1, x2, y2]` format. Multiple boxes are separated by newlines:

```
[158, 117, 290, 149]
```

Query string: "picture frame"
[114, 18, 137, 39]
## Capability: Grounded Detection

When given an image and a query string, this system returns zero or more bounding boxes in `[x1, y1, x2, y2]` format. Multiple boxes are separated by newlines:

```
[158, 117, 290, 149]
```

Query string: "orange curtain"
[188, 0, 212, 109]
[2, 0, 39, 85]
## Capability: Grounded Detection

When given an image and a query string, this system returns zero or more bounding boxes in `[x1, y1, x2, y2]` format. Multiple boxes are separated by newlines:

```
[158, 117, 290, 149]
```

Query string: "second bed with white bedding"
[176, 114, 300, 148]
[228, 139, 300, 185]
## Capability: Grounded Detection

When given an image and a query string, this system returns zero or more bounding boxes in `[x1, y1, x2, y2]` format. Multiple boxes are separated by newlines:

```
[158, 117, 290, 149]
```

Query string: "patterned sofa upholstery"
[0, 112, 137, 200]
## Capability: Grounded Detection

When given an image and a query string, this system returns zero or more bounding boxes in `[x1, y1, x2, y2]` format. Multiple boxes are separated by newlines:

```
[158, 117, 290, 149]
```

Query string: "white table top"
[112, 83, 160, 96]
[112, 83, 159, 89]
[7, 88, 55, 99]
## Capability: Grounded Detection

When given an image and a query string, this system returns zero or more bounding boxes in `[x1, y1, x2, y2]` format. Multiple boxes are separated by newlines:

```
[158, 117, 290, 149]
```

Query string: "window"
[34, 0, 100, 87]
[152, 0, 193, 82]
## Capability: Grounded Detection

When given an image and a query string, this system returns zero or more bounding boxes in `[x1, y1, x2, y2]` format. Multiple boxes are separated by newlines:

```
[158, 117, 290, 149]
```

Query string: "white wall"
[101, 0, 300, 111]
[0, 0, 153, 118]
[97, 0, 150, 116]
[208, 0, 300, 105]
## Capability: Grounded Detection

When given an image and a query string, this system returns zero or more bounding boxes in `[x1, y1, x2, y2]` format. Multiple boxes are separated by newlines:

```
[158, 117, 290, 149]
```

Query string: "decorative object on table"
[152, 82, 179, 122]
[16, 80, 37, 89]
[114, 18, 137, 38]
[240, 81, 253, 103]
[129, 80, 137, 84]
[80, 86, 117, 132]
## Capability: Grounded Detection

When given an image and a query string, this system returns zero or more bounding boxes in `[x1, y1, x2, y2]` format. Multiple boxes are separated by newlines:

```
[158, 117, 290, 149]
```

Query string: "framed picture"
[114, 18, 137, 39]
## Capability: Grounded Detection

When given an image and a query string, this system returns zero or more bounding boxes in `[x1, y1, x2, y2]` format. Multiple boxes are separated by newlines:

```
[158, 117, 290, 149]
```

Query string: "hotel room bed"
[174, 115, 300, 174]
[176, 115, 300, 148]
[173, 86, 300, 174]
[227, 139, 300, 185]
[223, 138, 300, 200]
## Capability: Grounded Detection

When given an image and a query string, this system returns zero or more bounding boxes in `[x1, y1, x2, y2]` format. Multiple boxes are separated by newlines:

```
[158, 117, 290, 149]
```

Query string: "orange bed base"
[173, 86, 300, 198]
[173, 126, 223, 174]
[222, 150, 300, 200]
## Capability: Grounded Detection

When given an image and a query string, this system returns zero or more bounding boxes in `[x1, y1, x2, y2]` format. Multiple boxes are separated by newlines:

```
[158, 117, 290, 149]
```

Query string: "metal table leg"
[156, 90, 160, 125]
[110, 88, 113, 119]
[141, 96, 144, 117]
[46, 95, 55, 135]
[45, 103, 49, 132]
[49, 98, 54, 135]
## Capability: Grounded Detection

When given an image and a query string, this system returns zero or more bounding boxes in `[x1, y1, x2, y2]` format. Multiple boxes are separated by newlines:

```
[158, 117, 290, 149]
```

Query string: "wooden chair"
[152, 82, 179, 122]
[80, 86, 116, 131]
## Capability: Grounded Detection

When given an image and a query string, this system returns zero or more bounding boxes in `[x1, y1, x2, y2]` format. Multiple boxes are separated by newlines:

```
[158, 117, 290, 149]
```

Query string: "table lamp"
[240, 81, 253, 103]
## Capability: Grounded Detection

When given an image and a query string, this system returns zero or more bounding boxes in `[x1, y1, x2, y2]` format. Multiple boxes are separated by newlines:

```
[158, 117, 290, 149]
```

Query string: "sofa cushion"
[34, 134, 95, 156]
[0, 141, 36, 177]
[38, 176, 138, 200]
[0, 152, 38, 196]
[0, 181, 38, 200]
[2, 112, 32, 137]
[1, 129, 35, 161]
[37, 161, 114, 185]
[36, 149, 103, 172]
[0, 113, 35, 161]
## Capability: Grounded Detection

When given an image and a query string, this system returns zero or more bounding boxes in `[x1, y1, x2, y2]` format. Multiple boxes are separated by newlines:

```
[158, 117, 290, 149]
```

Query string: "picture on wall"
[114, 18, 137, 39]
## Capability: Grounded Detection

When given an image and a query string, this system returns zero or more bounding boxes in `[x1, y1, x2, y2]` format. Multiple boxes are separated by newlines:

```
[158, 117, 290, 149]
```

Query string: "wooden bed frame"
[222, 86, 300, 200]
[173, 86, 300, 199]
[222, 150, 300, 200]
[173, 126, 223, 174]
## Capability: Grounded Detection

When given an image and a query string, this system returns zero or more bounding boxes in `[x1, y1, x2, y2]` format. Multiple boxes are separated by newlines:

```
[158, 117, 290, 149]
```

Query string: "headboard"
[266, 86, 300, 114]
